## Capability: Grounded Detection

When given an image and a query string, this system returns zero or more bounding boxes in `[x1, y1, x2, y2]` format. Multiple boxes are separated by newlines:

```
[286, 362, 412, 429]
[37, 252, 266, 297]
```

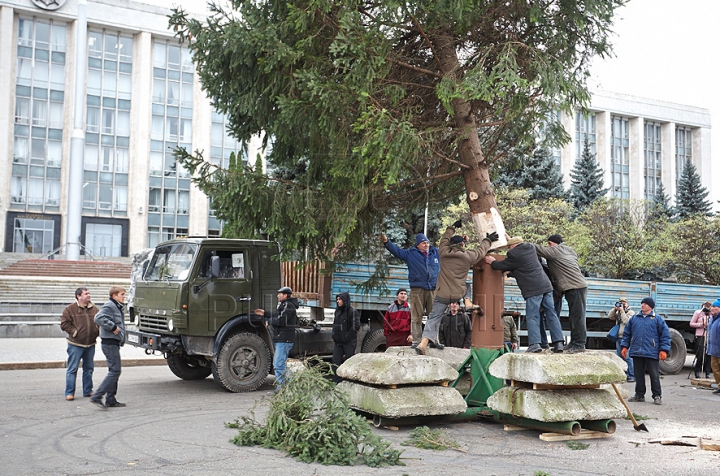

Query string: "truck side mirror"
[210, 256, 220, 279]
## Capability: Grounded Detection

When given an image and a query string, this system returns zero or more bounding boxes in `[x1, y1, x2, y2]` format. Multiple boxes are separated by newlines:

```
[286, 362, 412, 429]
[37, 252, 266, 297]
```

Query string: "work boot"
[695, 371, 700, 378]
[428, 341, 444, 350]
[551, 341, 564, 353]
[526, 344, 543, 353]
[627, 395, 645, 403]
[415, 338, 429, 355]
[566, 346, 585, 354]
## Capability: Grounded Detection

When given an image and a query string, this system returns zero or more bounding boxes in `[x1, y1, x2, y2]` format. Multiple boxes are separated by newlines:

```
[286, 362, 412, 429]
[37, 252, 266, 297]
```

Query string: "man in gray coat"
[533, 234, 588, 353]
[90, 286, 127, 409]
[484, 236, 564, 353]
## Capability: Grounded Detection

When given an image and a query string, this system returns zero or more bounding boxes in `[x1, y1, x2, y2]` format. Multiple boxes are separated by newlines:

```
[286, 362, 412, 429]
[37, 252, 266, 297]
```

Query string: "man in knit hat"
[484, 235, 565, 353]
[533, 234, 588, 353]
[620, 297, 671, 405]
[415, 220, 498, 355]
[379, 231, 440, 346]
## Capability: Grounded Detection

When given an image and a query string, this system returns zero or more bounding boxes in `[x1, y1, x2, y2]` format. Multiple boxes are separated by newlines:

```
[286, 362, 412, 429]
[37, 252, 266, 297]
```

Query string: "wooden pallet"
[690, 378, 718, 388]
[539, 429, 614, 442]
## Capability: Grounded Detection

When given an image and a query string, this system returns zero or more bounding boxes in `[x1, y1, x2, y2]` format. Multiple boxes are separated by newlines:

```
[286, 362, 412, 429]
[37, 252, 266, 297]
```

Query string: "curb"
[0, 358, 166, 371]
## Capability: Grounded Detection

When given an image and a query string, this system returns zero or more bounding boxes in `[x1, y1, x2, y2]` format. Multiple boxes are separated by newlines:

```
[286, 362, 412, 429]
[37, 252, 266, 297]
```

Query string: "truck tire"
[659, 328, 687, 375]
[361, 329, 387, 353]
[215, 332, 271, 392]
[167, 353, 212, 380]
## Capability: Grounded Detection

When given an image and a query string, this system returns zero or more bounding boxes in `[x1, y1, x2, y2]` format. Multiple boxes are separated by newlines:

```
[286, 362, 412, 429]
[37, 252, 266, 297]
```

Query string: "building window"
[575, 112, 596, 159]
[83, 30, 132, 217]
[208, 109, 247, 235]
[148, 41, 194, 247]
[644, 122, 662, 200]
[676, 126, 692, 185]
[11, 18, 66, 212]
[611, 116, 630, 199]
[13, 217, 54, 254]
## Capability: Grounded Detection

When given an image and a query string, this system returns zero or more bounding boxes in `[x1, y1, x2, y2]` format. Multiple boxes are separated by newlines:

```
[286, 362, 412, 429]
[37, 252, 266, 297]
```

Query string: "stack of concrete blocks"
[336, 351, 467, 418]
[385, 346, 473, 395]
[486, 352, 628, 423]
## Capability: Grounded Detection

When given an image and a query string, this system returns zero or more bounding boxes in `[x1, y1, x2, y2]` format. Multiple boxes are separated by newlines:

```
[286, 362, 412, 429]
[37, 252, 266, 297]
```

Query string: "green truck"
[126, 238, 384, 393]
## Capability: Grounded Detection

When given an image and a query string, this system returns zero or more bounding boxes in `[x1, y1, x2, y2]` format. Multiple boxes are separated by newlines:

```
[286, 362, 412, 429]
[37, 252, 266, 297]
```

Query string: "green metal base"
[453, 346, 507, 407]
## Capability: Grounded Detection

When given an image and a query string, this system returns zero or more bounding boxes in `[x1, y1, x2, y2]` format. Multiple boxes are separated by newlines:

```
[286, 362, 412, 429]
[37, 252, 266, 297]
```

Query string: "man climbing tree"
[169, 0, 626, 260]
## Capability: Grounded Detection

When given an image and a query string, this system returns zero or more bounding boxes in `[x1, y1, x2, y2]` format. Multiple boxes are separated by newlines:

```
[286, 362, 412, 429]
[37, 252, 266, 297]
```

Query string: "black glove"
[486, 231, 499, 242]
[452, 219, 462, 228]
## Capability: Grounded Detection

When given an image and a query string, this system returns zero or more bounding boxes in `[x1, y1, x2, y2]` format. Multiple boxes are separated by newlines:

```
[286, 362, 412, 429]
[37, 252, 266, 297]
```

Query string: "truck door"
[190, 248, 253, 334]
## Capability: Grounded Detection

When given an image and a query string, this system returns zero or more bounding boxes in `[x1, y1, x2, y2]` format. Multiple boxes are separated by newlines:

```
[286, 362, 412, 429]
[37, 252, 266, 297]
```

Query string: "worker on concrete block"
[484, 236, 564, 354]
[533, 234, 588, 353]
[415, 220, 497, 355]
[383, 289, 412, 347]
[621, 297, 671, 405]
[439, 301, 472, 349]
[379, 232, 439, 346]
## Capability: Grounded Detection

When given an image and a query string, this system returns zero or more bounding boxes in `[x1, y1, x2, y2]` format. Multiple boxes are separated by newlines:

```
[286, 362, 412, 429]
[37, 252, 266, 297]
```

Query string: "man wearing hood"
[379, 231, 440, 346]
[331, 292, 361, 382]
[254, 287, 299, 391]
[416, 220, 497, 355]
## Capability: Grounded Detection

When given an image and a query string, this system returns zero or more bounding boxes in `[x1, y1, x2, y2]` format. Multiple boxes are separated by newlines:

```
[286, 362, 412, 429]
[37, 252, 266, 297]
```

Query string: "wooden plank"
[532, 383, 601, 390]
[690, 378, 717, 388]
[539, 429, 613, 442]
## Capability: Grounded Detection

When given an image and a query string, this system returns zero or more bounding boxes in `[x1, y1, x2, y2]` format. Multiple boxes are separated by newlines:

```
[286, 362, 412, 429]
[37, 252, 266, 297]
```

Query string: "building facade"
[0, 1, 713, 258]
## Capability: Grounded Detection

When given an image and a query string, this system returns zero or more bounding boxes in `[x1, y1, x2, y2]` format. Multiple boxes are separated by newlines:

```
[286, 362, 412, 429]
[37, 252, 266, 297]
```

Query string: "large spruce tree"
[169, 0, 626, 260]
[675, 159, 712, 218]
[569, 138, 608, 212]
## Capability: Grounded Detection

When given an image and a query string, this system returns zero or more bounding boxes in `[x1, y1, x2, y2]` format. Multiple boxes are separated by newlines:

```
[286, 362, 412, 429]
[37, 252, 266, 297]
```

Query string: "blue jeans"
[422, 297, 453, 343]
[525, 292, 564, 345]
[273, 342, 294, 387]
[93, 344, 121, 405]
[616, 338, 635, 379]
[65, 344, 95, 397]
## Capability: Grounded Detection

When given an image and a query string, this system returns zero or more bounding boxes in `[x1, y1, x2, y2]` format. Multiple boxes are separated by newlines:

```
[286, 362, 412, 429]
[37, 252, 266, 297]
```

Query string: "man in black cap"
[254, 287, 299, 391]
[533, 234, 588, 353]
[620, 297, 671, 405]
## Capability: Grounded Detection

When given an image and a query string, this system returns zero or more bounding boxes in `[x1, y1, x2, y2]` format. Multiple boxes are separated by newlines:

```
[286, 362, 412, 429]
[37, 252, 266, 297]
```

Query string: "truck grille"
[139, 314, 169, 331]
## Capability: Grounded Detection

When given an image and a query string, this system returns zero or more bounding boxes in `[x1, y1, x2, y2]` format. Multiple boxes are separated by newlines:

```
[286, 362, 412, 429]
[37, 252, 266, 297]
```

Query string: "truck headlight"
[168, 319, 174, 331]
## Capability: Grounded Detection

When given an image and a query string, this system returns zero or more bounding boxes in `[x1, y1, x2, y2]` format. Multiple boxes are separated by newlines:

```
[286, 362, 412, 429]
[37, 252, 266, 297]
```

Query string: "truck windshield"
[145, 243, 198, 281]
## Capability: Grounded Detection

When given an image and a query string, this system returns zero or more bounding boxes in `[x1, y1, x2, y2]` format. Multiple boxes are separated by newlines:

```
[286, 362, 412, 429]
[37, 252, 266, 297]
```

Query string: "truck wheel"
[167, 353, 212, 380]
[361, 329, 387, 353]
[659, 328, 687, 375]
[215, 333, 271, 392]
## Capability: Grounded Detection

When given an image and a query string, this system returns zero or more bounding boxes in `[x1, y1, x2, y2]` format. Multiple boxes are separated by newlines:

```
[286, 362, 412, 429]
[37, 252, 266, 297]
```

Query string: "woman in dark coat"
[332, 292, 361, 383]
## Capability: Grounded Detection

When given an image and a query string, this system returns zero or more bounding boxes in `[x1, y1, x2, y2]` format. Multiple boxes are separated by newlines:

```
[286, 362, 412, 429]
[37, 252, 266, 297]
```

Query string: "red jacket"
[384, 300, 411, 344]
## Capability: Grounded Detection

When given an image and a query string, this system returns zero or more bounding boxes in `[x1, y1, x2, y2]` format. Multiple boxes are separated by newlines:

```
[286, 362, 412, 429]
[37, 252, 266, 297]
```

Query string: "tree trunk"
[433, 32, 497, 216]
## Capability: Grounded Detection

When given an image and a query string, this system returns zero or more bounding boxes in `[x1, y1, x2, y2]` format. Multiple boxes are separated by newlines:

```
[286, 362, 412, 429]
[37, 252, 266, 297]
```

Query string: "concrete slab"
[487, 386, 627, 422]
[386, 346, 470, 371]
[488, 350, 627, 385]
[336, 352, 459, 385]
[337, 381, 467, 417]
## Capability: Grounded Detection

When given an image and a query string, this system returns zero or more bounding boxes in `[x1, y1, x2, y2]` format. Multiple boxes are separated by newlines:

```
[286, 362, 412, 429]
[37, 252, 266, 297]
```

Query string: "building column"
[595, 111, 611, 193]
[0, 6, 15, 251]
[661, 122, 676, 203]
[628, 117, 643, 201]
[189, 68, 211, 236]
[559, 110, 576, 189]
[128, 31, 152, 253]
[693, 127, 713, 205]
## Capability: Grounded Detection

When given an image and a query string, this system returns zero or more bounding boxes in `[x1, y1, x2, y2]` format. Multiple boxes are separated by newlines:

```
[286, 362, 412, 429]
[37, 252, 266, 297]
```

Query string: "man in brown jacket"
[60, 287, 99, 401]
[416, 220, 497, 354]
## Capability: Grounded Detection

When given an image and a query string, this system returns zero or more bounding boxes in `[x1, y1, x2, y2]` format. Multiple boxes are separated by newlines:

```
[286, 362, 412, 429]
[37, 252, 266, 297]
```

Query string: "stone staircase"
[0, 257, 132, 338]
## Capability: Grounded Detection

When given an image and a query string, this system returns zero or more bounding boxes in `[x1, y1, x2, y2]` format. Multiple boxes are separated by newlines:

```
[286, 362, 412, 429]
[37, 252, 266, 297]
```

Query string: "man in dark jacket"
[383, 289, 412, 347]
[621, 297, 671, 405]
[533, 234, 588, 353]
[439, 301, 472, 348]
[254, 287, 298, 391]
[380, 232, 440, 346]
[60, 287, 99, 401]
[90, 286, 126, 409]
[332, 292, 361, 383]
[484, 236, 564, 353]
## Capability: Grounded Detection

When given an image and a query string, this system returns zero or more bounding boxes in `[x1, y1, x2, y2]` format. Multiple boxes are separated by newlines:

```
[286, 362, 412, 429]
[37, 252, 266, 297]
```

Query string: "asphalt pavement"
[1, 342, 720, 475]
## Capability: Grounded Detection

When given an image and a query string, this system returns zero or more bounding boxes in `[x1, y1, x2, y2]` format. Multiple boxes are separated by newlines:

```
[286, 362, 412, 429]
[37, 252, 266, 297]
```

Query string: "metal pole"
[65, 0, 87, 260]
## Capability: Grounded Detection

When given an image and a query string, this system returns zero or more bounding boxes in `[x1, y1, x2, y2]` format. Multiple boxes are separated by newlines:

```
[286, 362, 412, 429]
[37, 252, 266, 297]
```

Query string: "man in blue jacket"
[380, 232, 440, 346]
[706, 299, 720, 394]
[621, 297, 671, 405]
[90, 286, 127, 409]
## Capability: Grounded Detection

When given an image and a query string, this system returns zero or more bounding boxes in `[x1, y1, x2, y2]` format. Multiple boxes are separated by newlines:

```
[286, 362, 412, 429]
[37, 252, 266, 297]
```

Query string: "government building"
[0, 0, 713, 258]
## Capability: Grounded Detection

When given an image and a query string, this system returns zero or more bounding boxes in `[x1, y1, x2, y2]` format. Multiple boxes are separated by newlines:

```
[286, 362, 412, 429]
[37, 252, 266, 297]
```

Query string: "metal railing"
[44, 243, 104, 261]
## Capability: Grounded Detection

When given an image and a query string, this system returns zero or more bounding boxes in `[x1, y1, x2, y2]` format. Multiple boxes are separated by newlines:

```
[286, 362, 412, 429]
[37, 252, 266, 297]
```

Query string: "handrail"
[44, 243, 103, 261]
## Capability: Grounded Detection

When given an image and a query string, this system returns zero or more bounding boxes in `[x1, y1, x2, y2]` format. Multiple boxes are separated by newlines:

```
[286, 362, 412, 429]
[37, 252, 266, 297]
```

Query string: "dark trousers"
[94, 343, 122, 405]
[632, 357, 661, 398]
[564, 287, 587, 348]
[332, 340, 356, 383]
[694, 336, 712, 373]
